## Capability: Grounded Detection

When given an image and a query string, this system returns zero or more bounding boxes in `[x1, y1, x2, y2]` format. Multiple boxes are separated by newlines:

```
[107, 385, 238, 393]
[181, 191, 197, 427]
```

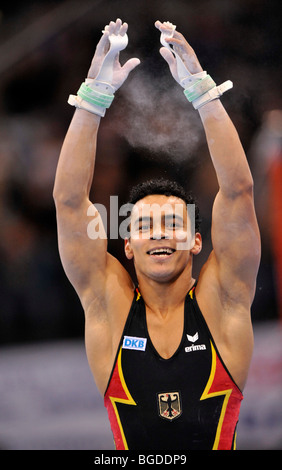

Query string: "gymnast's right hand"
[87, 18, 140, 91]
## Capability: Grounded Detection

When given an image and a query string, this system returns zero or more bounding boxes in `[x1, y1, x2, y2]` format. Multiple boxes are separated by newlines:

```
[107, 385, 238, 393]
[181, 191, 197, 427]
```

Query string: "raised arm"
[53, 20, 139, 314]
[198, 100, 260, 300]
[155, 21, 261, 307]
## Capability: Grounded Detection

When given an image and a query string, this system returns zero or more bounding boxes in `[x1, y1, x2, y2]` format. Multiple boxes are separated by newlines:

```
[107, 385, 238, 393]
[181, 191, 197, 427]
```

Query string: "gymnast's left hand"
[155, 20, 204, 83]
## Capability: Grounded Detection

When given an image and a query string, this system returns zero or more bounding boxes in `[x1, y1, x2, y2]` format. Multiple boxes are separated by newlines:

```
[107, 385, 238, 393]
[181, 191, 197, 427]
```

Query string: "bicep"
[55, 199, 108, 303]
[211, 187, 261, 301]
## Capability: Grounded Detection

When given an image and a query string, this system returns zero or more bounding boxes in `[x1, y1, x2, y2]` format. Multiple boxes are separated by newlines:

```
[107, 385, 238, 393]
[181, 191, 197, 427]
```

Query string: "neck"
[137, 269, 195, 318]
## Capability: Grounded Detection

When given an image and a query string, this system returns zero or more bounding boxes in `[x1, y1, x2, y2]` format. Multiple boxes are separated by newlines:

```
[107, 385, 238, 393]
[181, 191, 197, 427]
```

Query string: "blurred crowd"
[0, 0, 281, 345]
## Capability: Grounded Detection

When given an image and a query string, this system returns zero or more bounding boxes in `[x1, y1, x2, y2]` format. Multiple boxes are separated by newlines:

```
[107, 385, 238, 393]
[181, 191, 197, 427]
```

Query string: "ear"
[124, 237, 134, 260]
[190, 232, 202, 256]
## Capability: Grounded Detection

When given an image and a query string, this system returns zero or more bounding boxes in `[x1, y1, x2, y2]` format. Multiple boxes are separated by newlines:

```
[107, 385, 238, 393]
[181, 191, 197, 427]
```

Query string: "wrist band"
[183, 70, 232, 109]
[184, 75, 216, 102]
[68, 94, 106, 117]
[77, 83, 114, 108]
[191, 80, 233, 109]
[68, 78, 115, 117]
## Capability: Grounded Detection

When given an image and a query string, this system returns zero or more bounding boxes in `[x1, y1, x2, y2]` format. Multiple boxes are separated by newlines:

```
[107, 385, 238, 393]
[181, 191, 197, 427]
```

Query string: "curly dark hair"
[128, 178, 201, 233]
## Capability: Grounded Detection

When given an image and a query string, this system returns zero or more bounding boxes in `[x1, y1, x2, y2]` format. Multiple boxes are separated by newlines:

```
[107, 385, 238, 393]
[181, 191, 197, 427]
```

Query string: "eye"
[139, 222, 151, 231]
[166, 222, 175, 229]
[165, 220, 182, 229]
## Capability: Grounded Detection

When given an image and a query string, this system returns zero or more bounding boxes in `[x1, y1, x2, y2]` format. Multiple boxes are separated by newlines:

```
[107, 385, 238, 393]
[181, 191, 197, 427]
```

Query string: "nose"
[150, 233, 169, 240]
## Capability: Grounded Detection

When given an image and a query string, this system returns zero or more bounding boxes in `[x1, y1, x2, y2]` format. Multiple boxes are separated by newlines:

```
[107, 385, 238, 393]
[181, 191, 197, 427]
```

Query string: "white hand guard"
[160, 21, 207, 88]
[68, 31, 128, 116]
[160, 21, 233, 109]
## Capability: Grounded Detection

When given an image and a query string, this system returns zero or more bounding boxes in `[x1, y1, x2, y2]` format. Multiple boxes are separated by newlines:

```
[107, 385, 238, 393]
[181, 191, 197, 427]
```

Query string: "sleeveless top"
[104, 284, 243, 450]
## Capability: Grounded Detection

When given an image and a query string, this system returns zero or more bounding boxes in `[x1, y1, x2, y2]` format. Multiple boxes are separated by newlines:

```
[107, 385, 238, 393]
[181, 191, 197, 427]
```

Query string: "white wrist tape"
[68, 95, 106, 117]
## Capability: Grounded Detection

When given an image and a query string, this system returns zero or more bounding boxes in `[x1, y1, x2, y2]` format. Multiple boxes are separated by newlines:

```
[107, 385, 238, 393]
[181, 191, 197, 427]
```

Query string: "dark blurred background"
[0, 0, 281, 450]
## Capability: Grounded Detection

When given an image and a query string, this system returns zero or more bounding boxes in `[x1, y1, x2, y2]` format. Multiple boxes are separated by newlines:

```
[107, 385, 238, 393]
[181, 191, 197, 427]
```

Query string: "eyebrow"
[165, 214, 184, 222]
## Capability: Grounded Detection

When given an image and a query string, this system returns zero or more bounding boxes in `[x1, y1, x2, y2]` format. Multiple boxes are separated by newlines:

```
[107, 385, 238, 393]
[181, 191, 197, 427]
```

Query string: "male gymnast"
[53, 19, 261, 450]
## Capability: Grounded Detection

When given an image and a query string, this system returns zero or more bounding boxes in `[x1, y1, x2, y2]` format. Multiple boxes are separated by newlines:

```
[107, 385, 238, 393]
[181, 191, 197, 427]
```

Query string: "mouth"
[147, 247, 176, 259]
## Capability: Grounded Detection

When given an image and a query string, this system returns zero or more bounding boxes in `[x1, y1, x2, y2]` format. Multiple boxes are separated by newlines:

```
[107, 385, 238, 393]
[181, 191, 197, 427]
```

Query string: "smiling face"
[124, 194, 202, 284]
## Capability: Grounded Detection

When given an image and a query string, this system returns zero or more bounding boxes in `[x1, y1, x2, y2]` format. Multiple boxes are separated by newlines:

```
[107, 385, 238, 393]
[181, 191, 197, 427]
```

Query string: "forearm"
[53, 109, 101, 207]
[198, 100, 253, 196]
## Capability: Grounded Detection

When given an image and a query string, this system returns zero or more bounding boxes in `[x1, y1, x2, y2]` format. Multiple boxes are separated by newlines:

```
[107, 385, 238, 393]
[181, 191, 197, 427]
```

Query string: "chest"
[120, 300, 212, 404]
[146, 307, 184, 360]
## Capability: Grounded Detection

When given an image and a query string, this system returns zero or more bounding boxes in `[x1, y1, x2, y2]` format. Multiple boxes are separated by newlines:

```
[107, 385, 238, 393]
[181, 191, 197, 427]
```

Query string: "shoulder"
[82, 252, 135, 318]
[196, 250, 255, 317]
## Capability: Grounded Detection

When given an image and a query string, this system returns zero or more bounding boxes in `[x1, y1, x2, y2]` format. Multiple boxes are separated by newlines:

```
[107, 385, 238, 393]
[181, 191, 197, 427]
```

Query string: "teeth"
[149, 248, 174, 255]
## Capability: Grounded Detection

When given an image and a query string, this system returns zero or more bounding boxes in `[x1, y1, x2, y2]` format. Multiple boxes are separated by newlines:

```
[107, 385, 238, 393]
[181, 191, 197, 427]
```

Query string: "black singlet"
[104, 284, 243, 450]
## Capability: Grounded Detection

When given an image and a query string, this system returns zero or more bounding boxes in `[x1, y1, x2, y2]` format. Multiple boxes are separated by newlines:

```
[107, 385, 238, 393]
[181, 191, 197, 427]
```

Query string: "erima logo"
[187, 332, 199, 343]
[122, 336, 147, 351]
[185, 331, 206, 353]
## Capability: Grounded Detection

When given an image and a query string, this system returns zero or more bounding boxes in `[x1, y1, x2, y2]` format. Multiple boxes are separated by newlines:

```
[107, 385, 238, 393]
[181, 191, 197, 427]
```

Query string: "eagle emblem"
[157, 391, 182, 421]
